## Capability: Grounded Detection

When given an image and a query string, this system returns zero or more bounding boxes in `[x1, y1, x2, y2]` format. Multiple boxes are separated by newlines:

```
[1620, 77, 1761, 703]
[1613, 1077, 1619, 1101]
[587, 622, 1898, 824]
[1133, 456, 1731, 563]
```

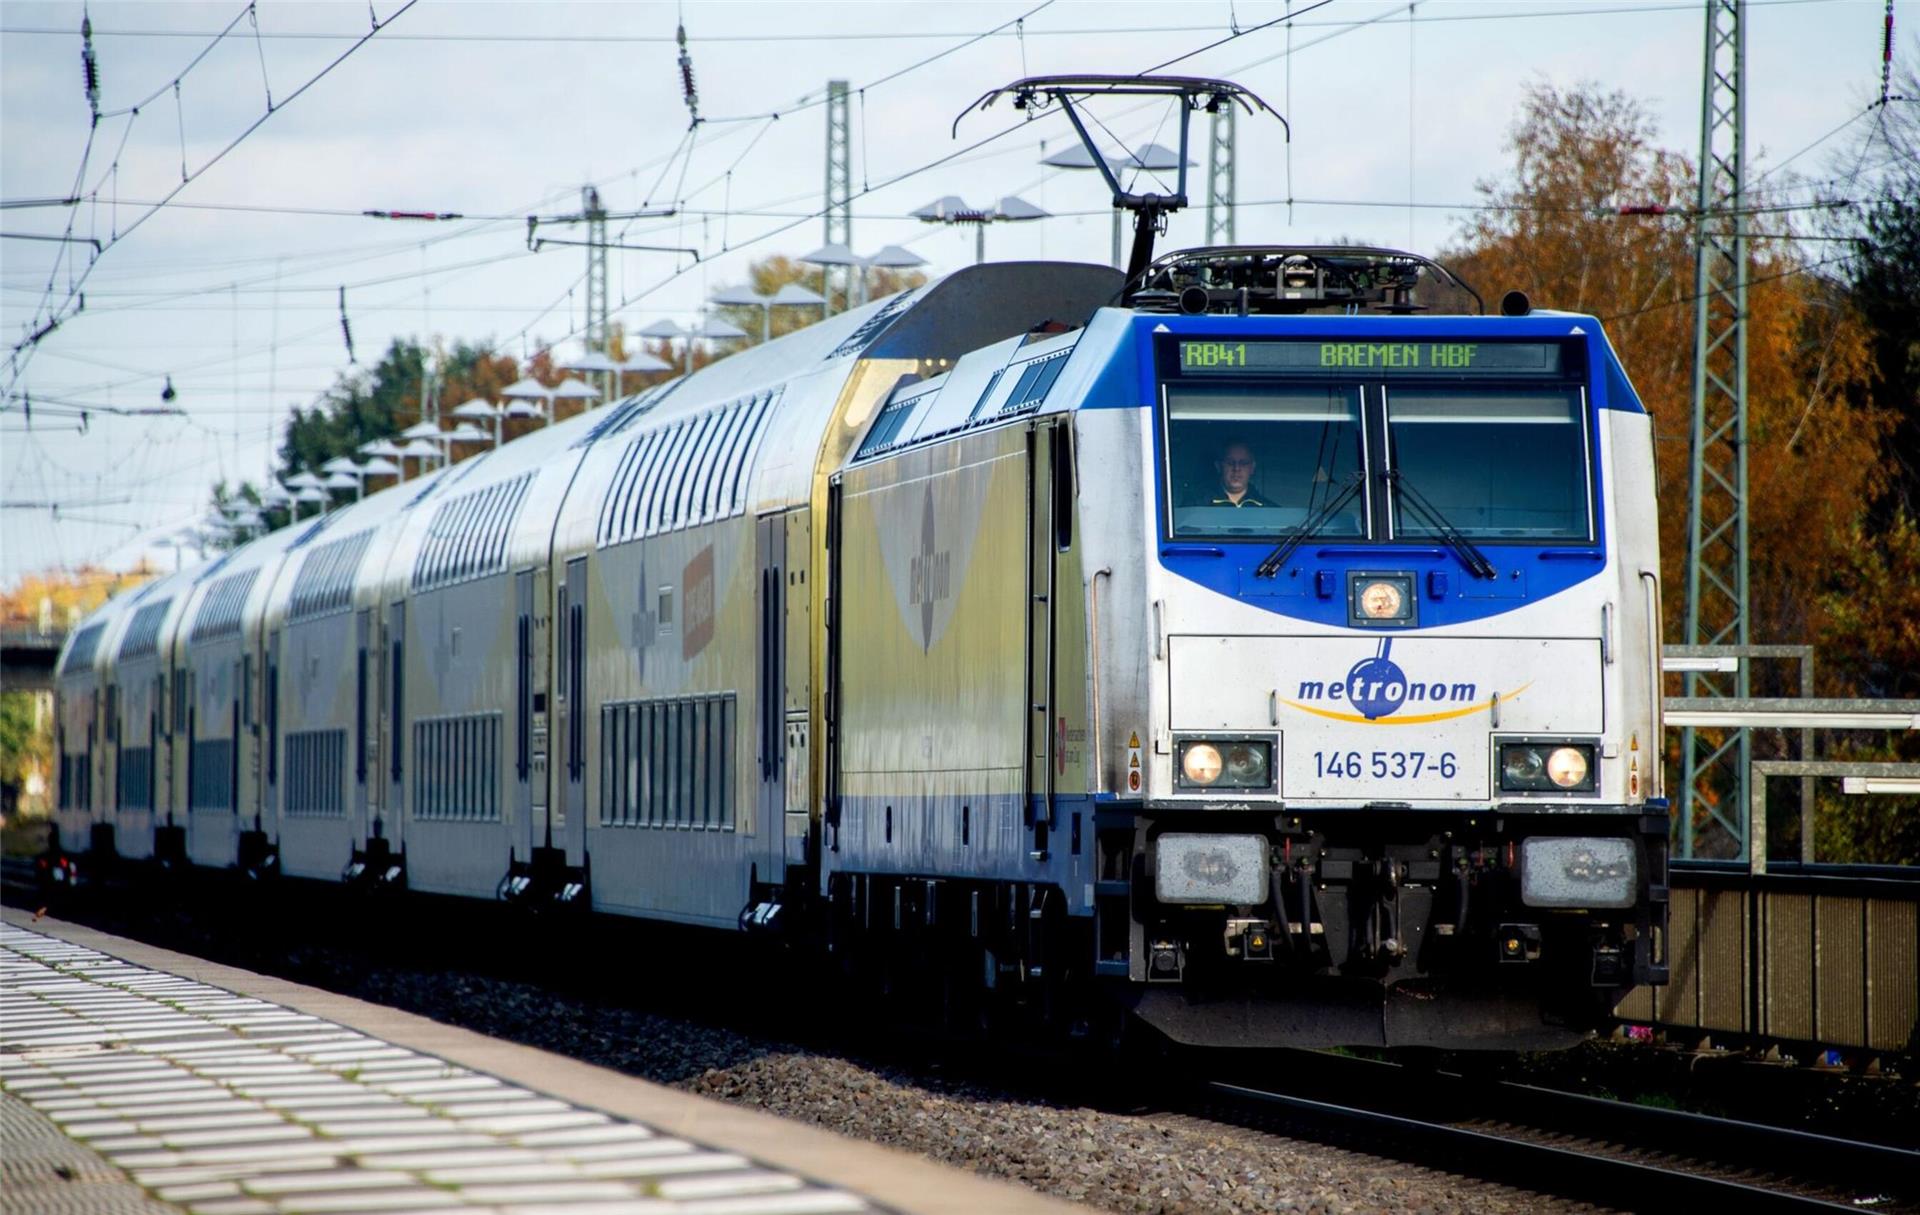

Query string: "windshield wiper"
[1384, 469, 1498, 580]
[1253, 472, 1365, 578]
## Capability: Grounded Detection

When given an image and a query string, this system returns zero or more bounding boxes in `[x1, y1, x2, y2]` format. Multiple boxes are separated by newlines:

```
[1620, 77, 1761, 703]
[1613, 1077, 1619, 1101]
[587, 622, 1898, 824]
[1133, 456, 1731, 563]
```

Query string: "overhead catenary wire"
[4, 0, 421, 394]
[6, 0, 1893, 579]
[0, 0, 1851, 45]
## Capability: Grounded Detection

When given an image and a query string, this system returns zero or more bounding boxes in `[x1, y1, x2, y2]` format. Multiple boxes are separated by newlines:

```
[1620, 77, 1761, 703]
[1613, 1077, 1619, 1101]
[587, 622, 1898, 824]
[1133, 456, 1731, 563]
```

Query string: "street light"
[912, 195, 1049, 264]
[800, 243, 930, 311]
[1041, 141, 1192, 268]
[642, 317, 746, 374]
[710, 282, 831, 343]
[549, 377, 601, 422]
[560, 350, 620, 403]
[500, 377, 556, 426]
[451, 397, 503, 446]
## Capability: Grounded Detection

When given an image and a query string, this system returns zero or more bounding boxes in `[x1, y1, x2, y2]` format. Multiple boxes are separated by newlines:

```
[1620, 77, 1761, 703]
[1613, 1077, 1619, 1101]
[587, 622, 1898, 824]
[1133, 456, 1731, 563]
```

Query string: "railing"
[1626, 647, 1919, 1057]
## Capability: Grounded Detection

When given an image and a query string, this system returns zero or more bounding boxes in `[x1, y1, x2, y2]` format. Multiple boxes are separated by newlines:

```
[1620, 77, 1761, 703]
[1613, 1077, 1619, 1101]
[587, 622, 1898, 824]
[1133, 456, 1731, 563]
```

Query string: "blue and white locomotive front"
[1075, 308, 1669, 1049]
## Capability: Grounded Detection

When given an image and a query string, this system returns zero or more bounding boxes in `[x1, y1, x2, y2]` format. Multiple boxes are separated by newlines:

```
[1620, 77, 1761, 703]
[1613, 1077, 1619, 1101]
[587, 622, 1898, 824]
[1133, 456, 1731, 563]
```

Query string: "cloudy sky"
[2, 0, 1908, 585]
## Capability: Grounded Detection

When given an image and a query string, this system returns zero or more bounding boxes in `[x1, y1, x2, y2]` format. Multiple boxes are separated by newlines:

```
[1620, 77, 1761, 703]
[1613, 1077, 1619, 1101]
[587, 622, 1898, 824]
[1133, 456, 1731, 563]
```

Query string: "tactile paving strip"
[1, 924, 873, 1215]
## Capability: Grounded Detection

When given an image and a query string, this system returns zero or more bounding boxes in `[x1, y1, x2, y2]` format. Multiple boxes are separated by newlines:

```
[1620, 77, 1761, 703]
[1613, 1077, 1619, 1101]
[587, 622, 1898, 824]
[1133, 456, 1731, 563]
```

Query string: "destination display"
[1177, 339, 1567, 377]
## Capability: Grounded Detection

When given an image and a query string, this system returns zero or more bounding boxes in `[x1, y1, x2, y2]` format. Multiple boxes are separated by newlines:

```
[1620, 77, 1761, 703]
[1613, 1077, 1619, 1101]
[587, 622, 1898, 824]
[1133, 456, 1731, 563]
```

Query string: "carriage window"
[1386, 387, 1590, 541]
[1164, 383, 1365, 539]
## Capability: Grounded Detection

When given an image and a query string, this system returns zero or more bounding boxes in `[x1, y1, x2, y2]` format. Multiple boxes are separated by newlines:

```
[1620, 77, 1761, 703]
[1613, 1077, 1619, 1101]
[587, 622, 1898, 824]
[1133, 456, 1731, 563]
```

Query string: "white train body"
[52, 258, 1668, 1049]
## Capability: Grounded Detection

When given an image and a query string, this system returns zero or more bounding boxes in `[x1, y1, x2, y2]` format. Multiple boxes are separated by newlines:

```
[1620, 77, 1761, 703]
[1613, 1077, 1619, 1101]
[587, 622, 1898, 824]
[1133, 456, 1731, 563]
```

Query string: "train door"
[152, 670, 166, 820]
[784, 511, 813, 865]
[559, 557, 587, 864]
[265, 632, 280, 822]
[353, 611, 370, 836]
[756, 515, 786, 876]
[514, 570, 535, 856]
[385, 601, 405, 839]
[229, 657, 242, 823]
[1025, 422, 1065, 856]
[101, 682, 116, 830]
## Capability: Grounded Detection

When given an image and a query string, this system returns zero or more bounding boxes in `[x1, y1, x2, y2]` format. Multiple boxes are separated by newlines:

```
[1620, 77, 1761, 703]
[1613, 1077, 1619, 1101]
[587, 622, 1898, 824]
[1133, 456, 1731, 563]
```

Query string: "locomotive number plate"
[1312, 749, 1459, 782]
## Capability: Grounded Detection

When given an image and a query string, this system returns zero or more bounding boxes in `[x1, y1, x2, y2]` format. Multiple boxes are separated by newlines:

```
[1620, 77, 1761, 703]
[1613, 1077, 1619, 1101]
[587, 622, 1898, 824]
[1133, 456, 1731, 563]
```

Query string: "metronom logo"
[1286, 640, 1495, 723]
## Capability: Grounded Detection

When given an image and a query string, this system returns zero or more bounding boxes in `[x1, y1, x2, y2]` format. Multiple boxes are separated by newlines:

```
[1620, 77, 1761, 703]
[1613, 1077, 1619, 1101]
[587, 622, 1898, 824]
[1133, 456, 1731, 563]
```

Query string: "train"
[47, 243, 1670, 1052]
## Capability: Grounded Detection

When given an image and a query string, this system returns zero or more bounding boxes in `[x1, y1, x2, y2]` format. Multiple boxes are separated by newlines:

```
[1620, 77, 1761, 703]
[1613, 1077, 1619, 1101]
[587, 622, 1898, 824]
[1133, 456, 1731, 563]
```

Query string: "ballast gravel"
[22, 890, 1603, 1215]
[328, 968, 1597, 1215]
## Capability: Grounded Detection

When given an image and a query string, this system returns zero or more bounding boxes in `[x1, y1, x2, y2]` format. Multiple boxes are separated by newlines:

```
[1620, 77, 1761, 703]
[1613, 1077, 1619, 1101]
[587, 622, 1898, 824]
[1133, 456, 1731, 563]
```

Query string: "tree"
[1445, 83, 1920, 862]
[1444, 83, 1886, 667]
[0, 562, 157, 817]
[208, 337, 524, 543]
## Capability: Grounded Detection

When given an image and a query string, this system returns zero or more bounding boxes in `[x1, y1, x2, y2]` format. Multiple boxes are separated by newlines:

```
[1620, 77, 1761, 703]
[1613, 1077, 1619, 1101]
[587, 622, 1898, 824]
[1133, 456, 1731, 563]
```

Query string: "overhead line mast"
[824, 80, 852, 314]
[1680, 0, 1750, 861]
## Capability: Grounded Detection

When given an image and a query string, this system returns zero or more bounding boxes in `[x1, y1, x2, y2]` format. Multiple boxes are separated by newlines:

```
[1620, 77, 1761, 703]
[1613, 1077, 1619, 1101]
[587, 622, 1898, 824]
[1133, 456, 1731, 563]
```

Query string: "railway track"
[1177, 1051, 1919, 1214]
[10, 855, 1914, 1214]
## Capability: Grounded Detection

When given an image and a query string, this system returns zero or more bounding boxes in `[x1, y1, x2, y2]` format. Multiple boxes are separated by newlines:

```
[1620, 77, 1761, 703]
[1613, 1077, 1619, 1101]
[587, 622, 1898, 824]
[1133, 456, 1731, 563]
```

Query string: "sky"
[2, 0, 1912, 587]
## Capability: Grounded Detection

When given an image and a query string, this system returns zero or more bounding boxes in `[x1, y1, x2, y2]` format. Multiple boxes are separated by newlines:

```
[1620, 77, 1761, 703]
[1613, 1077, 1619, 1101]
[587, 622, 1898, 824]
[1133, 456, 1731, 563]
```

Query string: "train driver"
[1198, 439, 1270, 508]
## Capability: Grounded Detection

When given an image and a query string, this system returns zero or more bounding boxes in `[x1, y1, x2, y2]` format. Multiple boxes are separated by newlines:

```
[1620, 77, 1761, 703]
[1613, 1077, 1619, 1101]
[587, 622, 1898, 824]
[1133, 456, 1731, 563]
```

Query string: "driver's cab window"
[1165, 383, 1365, 538]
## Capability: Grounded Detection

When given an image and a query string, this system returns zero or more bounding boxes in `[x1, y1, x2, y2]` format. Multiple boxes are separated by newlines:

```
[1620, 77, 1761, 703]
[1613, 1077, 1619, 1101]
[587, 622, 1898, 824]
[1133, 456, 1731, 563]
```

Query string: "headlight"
[1223, 742, 1269, 786]
[1347, 573, 1415, 626]
[1359, 580, 1405, 619]
[1181, 742, 1223, 786]
[1499, 741, 1596, 793]
[1177, 738, 1274, 790]
[1546, 746, 1589, 789]
[1521, 836, 1637, 908]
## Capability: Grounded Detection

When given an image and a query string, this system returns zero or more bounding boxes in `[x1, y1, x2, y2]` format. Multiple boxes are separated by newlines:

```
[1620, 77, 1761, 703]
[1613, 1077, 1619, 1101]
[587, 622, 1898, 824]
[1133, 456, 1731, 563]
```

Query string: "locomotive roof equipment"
[959, 75, 1283, 288]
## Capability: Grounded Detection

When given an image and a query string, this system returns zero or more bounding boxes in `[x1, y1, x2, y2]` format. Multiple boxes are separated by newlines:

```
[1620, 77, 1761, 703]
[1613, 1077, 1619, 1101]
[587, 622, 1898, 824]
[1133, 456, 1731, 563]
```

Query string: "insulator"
[675, 21, 699, 121]
[338, 287, 356, 363]
[81, 15, 101, 115]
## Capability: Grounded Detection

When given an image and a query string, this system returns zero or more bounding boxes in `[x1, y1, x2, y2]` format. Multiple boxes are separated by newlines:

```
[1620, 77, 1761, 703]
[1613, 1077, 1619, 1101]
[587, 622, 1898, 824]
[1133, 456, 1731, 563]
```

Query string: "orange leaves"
[1444, 83, 1887, 653]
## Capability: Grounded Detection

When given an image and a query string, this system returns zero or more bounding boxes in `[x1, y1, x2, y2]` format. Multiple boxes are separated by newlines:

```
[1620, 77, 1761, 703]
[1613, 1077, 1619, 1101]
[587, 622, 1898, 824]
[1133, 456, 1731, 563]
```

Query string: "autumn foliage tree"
[1445, 84, 1886, 666]
[0, 562, 158, 817]
[1444, 83, 1920, 862]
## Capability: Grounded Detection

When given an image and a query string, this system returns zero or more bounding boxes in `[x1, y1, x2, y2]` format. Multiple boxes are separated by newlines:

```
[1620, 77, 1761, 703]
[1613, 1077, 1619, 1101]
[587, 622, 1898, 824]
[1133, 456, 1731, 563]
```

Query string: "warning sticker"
[1125, 731, 1143, 796]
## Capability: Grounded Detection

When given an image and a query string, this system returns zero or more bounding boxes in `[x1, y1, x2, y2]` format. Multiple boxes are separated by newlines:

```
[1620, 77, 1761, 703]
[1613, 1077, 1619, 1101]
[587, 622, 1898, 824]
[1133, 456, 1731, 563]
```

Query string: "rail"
[1206, 1048, 1918, 1212]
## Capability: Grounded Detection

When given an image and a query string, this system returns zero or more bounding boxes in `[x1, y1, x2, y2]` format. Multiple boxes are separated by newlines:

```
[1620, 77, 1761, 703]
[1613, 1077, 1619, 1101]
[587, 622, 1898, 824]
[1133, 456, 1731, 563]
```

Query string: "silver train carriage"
[50, 252, 1668, 1050]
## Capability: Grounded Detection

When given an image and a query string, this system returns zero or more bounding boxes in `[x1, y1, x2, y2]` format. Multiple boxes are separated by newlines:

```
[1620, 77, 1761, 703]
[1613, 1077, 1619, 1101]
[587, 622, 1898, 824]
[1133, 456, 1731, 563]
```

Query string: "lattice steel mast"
[1680, 0, 1751, 859]
[1207, 105, 1236, 245]
[583, 185, 610, 400]
[824, 80, 852, 313]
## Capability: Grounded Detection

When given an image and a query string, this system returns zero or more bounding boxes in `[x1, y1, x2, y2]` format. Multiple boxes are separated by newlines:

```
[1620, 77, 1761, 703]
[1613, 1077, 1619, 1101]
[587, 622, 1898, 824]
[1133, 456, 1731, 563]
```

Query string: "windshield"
[1165, 383, 1365, 539]
[1386, 387, 1591, 541]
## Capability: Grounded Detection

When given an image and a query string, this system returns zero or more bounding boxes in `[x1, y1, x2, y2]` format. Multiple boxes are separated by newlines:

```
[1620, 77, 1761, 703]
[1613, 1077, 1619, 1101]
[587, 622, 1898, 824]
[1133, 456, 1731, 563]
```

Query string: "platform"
[0, 913, 1083, 1215]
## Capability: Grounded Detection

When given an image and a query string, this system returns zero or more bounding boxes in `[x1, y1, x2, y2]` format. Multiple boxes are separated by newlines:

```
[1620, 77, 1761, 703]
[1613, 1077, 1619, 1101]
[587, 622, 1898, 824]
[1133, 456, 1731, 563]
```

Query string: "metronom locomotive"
[49, 78, 1669, 1053]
